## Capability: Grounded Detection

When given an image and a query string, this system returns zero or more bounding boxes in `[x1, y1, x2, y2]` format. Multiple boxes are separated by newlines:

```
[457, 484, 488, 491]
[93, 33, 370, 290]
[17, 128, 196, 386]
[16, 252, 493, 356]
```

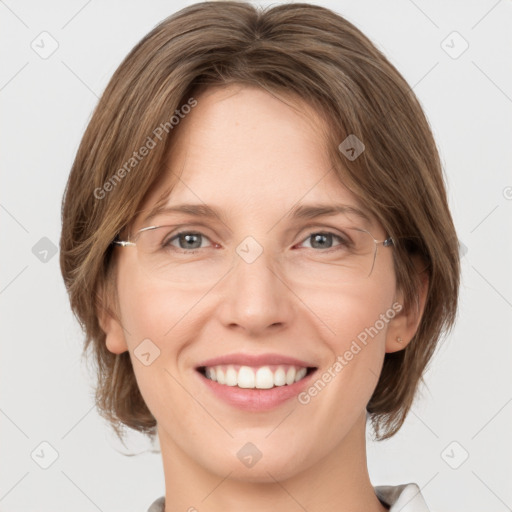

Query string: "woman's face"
[106, 84, 405, 481]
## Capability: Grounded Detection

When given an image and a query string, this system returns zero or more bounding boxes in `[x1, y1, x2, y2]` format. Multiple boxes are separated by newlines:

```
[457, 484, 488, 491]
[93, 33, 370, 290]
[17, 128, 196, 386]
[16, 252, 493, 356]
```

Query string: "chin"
[205, 446, 310, 483]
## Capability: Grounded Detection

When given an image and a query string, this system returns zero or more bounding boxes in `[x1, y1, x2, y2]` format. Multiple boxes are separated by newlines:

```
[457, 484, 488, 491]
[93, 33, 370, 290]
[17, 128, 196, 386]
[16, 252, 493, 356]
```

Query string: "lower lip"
[196, 369, 317, 411]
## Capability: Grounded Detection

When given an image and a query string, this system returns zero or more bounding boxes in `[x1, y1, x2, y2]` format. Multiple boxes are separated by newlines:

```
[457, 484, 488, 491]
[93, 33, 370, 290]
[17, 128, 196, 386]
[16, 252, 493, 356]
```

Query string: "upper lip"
[196, 353, 317, 369]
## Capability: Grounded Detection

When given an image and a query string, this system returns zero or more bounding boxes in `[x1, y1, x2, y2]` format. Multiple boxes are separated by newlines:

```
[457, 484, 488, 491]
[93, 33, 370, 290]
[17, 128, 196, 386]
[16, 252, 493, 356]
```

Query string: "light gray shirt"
[146, 482, 430, 511]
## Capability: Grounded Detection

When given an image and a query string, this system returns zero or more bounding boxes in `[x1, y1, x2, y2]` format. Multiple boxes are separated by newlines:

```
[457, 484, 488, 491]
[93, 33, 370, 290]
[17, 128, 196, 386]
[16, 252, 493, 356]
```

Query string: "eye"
[165, 231, 213, 251]
[298, 231, 349, 251]
[158, 229, 351, 253]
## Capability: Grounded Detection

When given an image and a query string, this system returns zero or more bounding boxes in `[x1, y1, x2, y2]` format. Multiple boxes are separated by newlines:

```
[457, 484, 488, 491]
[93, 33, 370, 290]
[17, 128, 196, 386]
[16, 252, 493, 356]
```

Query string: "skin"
[101, 84, 427, 512]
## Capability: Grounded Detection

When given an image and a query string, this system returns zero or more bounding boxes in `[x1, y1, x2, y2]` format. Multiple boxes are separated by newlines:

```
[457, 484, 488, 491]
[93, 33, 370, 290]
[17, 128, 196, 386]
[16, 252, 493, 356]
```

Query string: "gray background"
[1, 0, 511, 511]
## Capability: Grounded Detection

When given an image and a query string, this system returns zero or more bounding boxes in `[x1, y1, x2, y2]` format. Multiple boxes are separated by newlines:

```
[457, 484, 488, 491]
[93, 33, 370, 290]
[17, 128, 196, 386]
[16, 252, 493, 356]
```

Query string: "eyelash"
[164, 229, 349, 254]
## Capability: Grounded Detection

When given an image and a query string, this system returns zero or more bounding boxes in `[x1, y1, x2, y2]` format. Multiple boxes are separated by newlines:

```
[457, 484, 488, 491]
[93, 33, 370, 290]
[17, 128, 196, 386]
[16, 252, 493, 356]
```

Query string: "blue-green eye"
[165, 231, 213, 251]
[299, 232, 350, 251]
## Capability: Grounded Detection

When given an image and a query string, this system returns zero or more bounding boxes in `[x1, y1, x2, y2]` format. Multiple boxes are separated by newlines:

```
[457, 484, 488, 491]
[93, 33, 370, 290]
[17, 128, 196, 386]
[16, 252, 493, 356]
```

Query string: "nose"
[217, 240, 295, 335]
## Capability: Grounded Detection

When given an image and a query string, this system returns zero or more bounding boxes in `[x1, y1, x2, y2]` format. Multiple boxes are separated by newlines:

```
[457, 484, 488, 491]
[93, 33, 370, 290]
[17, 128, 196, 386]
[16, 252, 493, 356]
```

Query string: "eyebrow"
[141, 202, 372, 228]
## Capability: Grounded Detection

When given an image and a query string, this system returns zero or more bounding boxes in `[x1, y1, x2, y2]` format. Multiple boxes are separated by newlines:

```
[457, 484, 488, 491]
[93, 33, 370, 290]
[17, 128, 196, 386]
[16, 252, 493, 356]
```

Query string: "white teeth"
[285, 367, 296, 385]
[255, 367, 274, 389]
[203, 364, 311, 389]
[295, 367, 307, 382]
[238, 366, 255, 388]
[216, 368, 225, 385]
[225, 366, 237, 386]
[273, 367, 286, 386]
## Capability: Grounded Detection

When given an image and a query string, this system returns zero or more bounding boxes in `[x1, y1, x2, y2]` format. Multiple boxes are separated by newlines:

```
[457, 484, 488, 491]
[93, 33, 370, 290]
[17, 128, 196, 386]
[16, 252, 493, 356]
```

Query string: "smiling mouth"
[197, 364, 317, 390]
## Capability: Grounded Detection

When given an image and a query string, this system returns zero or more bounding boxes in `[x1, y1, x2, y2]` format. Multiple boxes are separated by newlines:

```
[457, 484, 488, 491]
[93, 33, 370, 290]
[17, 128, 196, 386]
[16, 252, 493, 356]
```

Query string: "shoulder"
[147, 484, 431, 512]
[374, 483, 431, 511]
[146, 496, 165, 512]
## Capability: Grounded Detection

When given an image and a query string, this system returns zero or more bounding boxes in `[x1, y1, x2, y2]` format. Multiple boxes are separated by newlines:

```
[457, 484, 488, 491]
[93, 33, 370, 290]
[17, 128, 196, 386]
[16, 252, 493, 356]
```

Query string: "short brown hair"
[60, 0, 460, 442]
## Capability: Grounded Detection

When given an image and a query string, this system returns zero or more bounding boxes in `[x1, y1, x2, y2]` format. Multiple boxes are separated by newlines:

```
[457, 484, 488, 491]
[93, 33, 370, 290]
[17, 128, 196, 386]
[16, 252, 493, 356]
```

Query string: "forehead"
[134, 84, 378, 232]
[169, 83, 332, 174]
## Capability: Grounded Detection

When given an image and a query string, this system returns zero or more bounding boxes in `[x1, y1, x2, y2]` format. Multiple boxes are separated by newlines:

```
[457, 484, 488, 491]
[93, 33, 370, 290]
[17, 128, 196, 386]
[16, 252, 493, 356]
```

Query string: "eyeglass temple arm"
[113, 240, 135, 247]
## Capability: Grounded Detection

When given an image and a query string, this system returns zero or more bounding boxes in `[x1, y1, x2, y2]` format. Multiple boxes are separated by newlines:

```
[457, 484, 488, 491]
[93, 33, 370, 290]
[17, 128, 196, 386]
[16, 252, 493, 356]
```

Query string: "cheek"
[117, 261, 203, 347]
[297, 276, 396, 408]
[118, 284, 167, 343]
[334, 291, 394, 354]
[114, 266, 199, 407]
[300, 270, 396, 350]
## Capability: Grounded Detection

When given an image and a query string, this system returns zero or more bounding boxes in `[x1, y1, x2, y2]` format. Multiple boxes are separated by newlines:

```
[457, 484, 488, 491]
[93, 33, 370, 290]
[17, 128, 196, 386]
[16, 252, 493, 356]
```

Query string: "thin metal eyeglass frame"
[112, 225, 394, 279]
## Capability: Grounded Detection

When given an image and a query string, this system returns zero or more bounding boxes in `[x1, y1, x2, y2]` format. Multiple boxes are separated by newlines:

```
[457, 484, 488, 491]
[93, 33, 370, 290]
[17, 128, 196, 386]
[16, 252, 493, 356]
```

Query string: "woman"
[60, 2, 460, 510]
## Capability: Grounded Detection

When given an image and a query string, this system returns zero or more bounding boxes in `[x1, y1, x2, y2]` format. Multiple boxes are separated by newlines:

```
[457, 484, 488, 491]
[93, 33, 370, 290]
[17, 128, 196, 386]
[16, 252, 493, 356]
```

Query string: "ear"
[385, 255, 429, 353]
[97, 285, 129, 355]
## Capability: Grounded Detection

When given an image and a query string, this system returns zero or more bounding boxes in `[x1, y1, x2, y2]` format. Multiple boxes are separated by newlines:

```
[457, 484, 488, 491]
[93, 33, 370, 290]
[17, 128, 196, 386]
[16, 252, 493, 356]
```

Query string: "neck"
[158, 411, 388, 512]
